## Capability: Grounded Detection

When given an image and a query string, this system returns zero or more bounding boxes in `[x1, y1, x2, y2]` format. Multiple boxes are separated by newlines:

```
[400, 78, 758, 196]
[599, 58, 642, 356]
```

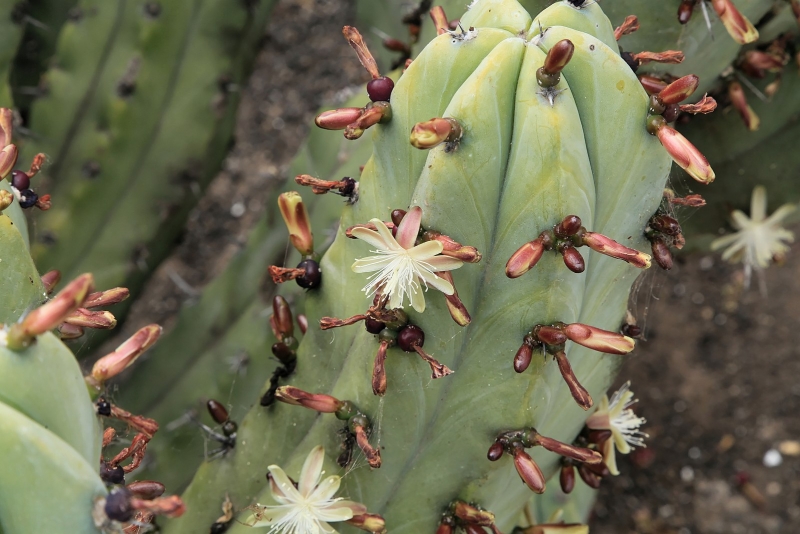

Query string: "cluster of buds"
[645, 75, 716, 184]
[558, 431, 612, 494]
[644, 191, 699, 270]
[435, 500, 502, 534]
[274, 386, 382, 468]
[95, 483, 185, 532]
[268, 192, 321, 290]
[314, 27, 394, 140]
[677, 0, 758, 45]
[38, 270, 131, 339]
[513, 322, 635, 409]
[487, 428, 602, 494]
[0, 109, 50, 212]
[260, 296, 300, 406]
[505, 214, 651, 279]
[294, 173, 358, 203]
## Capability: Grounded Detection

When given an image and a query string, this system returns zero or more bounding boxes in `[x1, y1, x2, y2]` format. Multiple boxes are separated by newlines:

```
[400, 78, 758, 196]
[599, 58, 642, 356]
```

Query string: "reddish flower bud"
[555, 215, 582, 237]
[34, 194, 51, 211]
[506, 238, 545, 278]
[581, 232, 651, 268]
[564, 323, 635, 354]
[271, 296, 294, 340]
[577, 463, 602, 488]
[650, 238, 674, 270]
[89, 324, 162, 387]
[343, 26, 380, 79]
[650, 214, 681, 236]
[487, 441, 505, 461]
[344, 103, 391, 140]
[728, 81, 760, 131]
[423, 231, 482, 263]
[560, 463, 576, 493]
[297, 314, 308, 334]
[669, 193, 706, 207]
[275, 386, 344, 413]
[315, 107, 364, 130]
[639, 75, 668, 95]
[429, 6, 449, 34]
[40, 270, 62, 295]
[679, 94, 717, 114]
[543, 39, 575, 75]
[632, 50, 685, 65]
[410, 117, 462, 149]
[58, 323, 84, 339]
[0, 144, 18, 179]
[437, 271, 471, 326]
[655, 124, 715, 184]
[6, 273, 94, 350]
[436, 523, 455, 534]
[614, 15, 639, 40]
[536, 325, 567, 346]
[553, 351, 593, 410]
[677, 0, 695, 24]
[513, 449, 546, 493]
[710, 0, 758, 44]
[348, 513, 387, 533]
[278, 191, 314, 256]
[84, 287, 130, 308]
[64, 309, 117, 329]
[742, 50, 785, 74]
[560, 246, 585, 273]
[453, 501, 495, 526]
[531, 433, 603, 464]
[657, 75, 699, 105]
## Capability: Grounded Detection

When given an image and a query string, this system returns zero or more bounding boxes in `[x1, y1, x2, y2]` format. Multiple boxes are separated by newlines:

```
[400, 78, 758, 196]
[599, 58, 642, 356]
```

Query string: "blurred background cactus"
[1, 0, 800, 532]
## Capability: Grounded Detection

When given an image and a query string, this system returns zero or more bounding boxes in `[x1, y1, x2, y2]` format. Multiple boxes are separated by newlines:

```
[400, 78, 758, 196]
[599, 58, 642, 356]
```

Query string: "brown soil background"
[116, 1, 800, 532]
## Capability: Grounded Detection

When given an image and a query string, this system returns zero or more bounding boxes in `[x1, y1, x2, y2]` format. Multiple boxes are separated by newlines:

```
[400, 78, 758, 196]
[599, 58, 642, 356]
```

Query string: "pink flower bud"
[505, 238, 545, 278]
[348, 513, 387, 533]
[532, 433, 603, 464]
[409, 117, 461, 149]
[710, 0, 758, 44]
[655, 125, 715, 184]
[6, 273, 94, 349]
[728, 82, 760, 131]
[0, 108, 13, 147]
[278, 192, 314, 256]
[64, 309, 117, 329]
[90, 324, 162, 384]
[564, 323, 635, 354]
[423, 231, 481, 263]
[40, 270, 62, 295]
[581, 232, 651, 268]
[83, 287, 130, 308]
[315, 107, 364, 130]
[58, 323, 85, 339]
[639, 75, 668, 95]
[513, 449, 546, 493]
[553, 351, 593, 410]
[657, 75, 699, 105]
[0, 144, 18, 179]
[270, 296, 294, 340]
[275, 386, 343, 413]
[453, 501, 496, 526]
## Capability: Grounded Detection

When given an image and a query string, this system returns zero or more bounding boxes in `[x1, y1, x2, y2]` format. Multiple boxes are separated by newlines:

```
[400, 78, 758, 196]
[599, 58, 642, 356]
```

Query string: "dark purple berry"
[18, 189, 38, 209]
[397, 324, 424, 352]
[561, 246, 586, 273]
[487, 442, 504, 461]
[366, 76, 394, 102]
[222, 420, 238, 438]
[295, 259, 321, 289]
[96, 397, 112, 417]
[364, 318, 386, 335]
[207, 399, 229, 424]
[663, 103, 681, 123]
[99, 462, 125, 485]
[10, 170, 29, 190]
[104, 487, 133, 522]
[620, 51, 638, 72]
[555, 215, 582, 237]
[271, 342, 295, 364]
[390, 209, 406, 226]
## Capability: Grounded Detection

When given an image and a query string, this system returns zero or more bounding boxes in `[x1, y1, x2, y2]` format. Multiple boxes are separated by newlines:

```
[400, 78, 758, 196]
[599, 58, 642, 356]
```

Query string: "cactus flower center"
[351, 206, 463, 313]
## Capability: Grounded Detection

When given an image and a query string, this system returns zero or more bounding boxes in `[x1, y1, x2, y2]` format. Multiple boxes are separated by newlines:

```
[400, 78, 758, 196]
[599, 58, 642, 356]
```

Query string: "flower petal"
[315, 505, 356, 522]
[371, 218, 402, 251]
[350, 227, 390, 250]
[310, 475, 341, 502]
[268, 465, 303, 502]
[409, 282, 426, 313]
[325, 500, 368, 515]
[396, 206, 423, 249]
[352, 255, 395, 273]
[418, 270, 454, 295]
[425, 255, 464, 271]
[407, 240, 443, 260]
[766, 203, 797, 225]
[298, 445, 326, 497]
[601, 438, 620, 476]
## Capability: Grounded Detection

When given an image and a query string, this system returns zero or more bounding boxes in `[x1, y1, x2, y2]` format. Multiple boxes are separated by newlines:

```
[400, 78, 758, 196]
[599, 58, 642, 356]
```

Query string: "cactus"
[144, 1, 719, 532]
[15, 0, 276, 337]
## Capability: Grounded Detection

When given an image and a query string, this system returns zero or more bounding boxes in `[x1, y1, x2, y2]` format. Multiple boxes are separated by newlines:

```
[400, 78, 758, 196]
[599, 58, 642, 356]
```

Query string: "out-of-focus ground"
[117, 1, 800, 532]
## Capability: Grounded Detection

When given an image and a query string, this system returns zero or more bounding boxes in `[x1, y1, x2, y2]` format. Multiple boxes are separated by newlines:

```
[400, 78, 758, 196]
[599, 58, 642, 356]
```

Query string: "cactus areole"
[161, 0, 716, 532]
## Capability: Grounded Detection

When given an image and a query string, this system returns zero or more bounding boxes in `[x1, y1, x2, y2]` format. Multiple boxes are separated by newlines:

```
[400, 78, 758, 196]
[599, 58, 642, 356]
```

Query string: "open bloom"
[351, 206, 463, 312]
[710, 186, 796, 286]
[245, 446, 368, 533]
[585, 382, 647, 476]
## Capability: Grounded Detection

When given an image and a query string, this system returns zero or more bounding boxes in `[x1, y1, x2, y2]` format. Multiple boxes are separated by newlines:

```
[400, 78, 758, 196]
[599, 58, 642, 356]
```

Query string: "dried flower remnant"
[244, 446, 383, 533]
[710, 186, 796, 287]
[585, 382, 648, 475]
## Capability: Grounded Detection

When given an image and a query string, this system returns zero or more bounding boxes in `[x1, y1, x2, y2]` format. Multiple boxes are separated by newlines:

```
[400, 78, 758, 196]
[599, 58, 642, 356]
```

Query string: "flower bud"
[657, 75, 698, 105]
[560, 462, 576, 494]
[423, 231, 481, 263]
[0, 189, 12, 211]
[40, 270, 61, 295]
[650, 238, 674, 270]
[429, 6, 449, 34]
[437, 271, 471, 326]
[344, 103, 391, 140]
[89, 324, 162, 386]
[275, 386, 343, 413]
[436, 523, 455, 534]
[487, 441, 504, 461]
[581, 232, 651, 268]
[271, 296, 294, 340]
[513, 341, 534, 373]
[513, 449, 546, 493]
[710, 0, 758, 44]
[564, 323, 635, 354]
[348, 513, 387, 533]
[6, 273, 94, 349]
[655, 125, 715, 184]
[410, 117, 462, 149]
[58, 323, 84, 339]
[0, 144, 18, 179]
[315, 107, 364, 130]
[453, 501, 495, 526]
[639, 75, 668, 95]
[130, 495, 186, 518]
[560, 246, 585, 273]
[554, 215, 582, 237]
[84, 287, 130, 308]
[543, 39, 575, 75]
[531, 432, 603, 464]
[728, 82, 759, 131]
[278, 191, 314, 256]
[0, 107, 13, 148]
[536, 325, 567, 346]
[506, 238, 545, 278]
[126, 481, 166, 500]
[553, 351, 593, 410]
[352, 418, 382, 468]
[64, 309, 117, 329]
